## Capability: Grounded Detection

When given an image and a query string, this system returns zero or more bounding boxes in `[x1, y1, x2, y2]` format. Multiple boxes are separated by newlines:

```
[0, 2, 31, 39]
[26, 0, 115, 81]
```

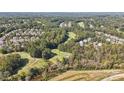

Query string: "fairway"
[64, 32, 76, 44]
[78, 22, 85, 28]
[49, 49, 72, 63]
[0, 52, 48, 77]
[49, 32, 75, 63]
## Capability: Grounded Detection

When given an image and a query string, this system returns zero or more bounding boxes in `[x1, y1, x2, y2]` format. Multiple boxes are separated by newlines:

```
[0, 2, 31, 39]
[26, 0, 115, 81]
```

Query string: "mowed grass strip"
[49, 49, 71, 63]
[50, 70, 124, 81]
[78, 22, 85, 28]
[49, 32, 75, 63]
[1, 52, 48, 76]
[16, 52, 48, 76]
[64, 32, 76, 44]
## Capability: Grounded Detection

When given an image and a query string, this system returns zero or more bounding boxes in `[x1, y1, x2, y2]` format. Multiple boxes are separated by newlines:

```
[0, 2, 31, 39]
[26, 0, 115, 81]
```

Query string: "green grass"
[10, 52, 31, 58]
[8, 49, 71, 77]
[78, 22, 85, 28]
[65, 32, 76, 44]
[68, 32, 76, 39]
[2, 52, 48, 76]
[15, 52, 48, 75]
[18, 58, 47, 76]
[1, 49, 71, 77]
[49, 49, 71, 63]
[6, 52, 48, 68]
[49, 32, 75, 63]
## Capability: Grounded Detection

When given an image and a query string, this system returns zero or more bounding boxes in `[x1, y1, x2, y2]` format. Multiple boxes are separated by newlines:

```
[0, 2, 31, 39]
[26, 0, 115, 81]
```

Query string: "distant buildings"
[79, 41, 84, 47]
[59, 21, 72, 28]
[0, 28, 43, 48]
[95, 31, 124, 44]
[79, 38, 92, 47]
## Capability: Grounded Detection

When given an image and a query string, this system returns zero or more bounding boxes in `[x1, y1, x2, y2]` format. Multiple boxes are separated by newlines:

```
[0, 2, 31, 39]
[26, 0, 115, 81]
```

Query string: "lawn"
[1, 52, 48, 77]
[14, 52, 48, 76]
[17, 58, 47, 76]
[9, 52, 31, 59]
[49, 49, 72, 63]
[49, 32, 75, 63]
[78, 22, 85, 28]
[64, 32, 76, 44]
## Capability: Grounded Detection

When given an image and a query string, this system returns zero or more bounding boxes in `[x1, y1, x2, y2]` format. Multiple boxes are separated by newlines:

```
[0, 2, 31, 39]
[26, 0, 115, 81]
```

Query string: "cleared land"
[78, 22, 85, 28]
[50, 32, 76, 63]
[50, 49, 71, 63]
[50, 70, 124, 81]
[64, 32, 76, 44]
[102, 73, 124, 81]
[3, 52, 48, 76]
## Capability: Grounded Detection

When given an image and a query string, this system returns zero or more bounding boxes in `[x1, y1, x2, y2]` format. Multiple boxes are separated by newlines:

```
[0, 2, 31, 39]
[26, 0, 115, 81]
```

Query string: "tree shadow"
[13, 58, 29, 74]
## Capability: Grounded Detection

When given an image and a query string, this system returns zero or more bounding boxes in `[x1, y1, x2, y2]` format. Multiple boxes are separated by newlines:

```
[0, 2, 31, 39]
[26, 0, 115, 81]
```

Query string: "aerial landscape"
[0, 12, 124, 81]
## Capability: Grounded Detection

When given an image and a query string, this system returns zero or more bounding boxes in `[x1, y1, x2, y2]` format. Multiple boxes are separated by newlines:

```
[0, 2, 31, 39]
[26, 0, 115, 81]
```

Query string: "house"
[98, 43, 102, 47]
[59, 21, 72, 28]
[106, 38, 111, 42]
[89, 24, 94, 29]
[79, 41, 84, 47]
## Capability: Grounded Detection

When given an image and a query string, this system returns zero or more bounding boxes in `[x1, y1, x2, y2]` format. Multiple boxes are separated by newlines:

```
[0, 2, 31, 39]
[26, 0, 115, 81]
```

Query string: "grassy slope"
[50, 70, 124, 81]
[50, 32, 76, 63]
[64, 32, 76, 44]
[78, 22, 85, 28]
[3, 52, 48, 76]
[49, 49, 71, 63]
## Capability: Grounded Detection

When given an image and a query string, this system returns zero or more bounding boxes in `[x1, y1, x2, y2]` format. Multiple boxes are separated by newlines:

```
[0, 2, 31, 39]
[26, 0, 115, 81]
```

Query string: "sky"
[0, 0, 124, 12]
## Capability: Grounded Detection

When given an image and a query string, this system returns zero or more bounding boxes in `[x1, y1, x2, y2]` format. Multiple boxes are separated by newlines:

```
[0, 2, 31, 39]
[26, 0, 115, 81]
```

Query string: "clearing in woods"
[78, 22, 85, 28]
[49, 49, 72, 63]
[64, 32, 76, 44]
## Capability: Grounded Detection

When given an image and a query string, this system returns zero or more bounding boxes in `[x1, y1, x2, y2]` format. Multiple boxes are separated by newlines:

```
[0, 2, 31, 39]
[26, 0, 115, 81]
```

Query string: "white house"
[79, 40, 84, 47]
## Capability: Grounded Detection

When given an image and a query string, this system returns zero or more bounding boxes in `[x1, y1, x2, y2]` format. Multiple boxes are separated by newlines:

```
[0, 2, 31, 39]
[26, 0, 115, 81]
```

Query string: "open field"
[50, 70, 124, 81]
[17, 57, 47, 75]
[49, 32, 75, 63]
[102, 73, 124, 81]
[49, 49, 72, 63]
[64, 32, 76, 44]
[0, 49, 71, 76]
[0, 52, 48, 76]
[78, 22, 85, 28]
